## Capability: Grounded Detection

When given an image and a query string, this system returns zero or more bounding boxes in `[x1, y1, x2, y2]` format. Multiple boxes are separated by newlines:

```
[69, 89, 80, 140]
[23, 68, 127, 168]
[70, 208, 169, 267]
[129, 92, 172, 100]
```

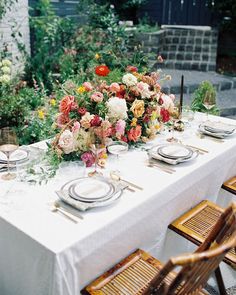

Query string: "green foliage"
[191, 81, 219, 115]
[26, 0, 75, 89]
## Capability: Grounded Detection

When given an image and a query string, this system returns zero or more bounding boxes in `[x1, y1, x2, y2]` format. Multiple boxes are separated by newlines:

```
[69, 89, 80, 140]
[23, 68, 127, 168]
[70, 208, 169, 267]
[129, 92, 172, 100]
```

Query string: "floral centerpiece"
[51, 65, 175, 167]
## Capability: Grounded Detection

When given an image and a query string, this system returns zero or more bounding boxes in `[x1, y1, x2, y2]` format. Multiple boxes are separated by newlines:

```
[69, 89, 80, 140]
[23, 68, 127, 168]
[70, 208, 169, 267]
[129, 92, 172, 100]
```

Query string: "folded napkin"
[56, 178, 127, 211]
[202, 121, 235, 134]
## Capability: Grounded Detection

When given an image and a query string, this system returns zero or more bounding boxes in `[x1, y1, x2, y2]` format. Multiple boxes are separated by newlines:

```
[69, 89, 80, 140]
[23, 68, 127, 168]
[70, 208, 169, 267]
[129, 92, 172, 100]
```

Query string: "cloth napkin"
[56, 179, 127, 211]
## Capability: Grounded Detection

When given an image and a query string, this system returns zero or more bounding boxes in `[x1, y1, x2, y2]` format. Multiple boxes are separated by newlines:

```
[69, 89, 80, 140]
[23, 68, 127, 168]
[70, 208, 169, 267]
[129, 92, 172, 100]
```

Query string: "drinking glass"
[166, 107, 180, 142]
[181, 106, 195, 127]
[0, 127, 19, 180]
[88, 143, 106, 177]
[202, 95, 215, 121]
[107, 141, 128, 174]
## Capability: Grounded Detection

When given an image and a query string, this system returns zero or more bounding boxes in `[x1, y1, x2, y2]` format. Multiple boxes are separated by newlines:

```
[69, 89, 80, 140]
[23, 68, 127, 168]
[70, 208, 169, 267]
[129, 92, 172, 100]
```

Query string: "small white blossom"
[1, 59, 12, 67]
[0, 74, 10, 84]
[122, 73, 137, 87]
[1, 66, 11, 74]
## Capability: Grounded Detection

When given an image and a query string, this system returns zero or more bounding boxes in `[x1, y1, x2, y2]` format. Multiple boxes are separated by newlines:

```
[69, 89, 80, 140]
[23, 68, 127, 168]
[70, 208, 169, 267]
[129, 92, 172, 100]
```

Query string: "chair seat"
[169, 200, 236, 269]
[222, 176, 236, 195]
[81, 249, 208, 295]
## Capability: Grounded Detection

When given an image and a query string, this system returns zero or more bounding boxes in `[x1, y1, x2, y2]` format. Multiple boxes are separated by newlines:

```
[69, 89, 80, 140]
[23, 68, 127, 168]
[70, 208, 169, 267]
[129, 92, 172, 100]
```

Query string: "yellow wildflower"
[151, 111, 157, 121]
[50, 98, 56, 106]
[38, 109, 45, 120]
[155, 123, 160, 130]
[101, 153, 108, 159]
[95, 53, 100, 60]
[131, 118, 137, 127]
[76, 86, 86, 94]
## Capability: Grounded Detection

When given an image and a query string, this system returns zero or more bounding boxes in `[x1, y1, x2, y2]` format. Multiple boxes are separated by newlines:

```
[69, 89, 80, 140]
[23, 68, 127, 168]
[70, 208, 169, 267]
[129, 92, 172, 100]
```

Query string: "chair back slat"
[144, 202, 236, 295]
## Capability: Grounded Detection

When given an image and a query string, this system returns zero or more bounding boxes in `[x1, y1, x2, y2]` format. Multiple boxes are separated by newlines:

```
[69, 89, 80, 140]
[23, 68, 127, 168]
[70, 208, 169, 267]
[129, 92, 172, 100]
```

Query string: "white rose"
[58, 130, 75, 154]
[107, 96, 128, 120]
[0, 74, 10, 84]
[1, 59, 12, 67]
[1, 66, 11, 74]
[162, 94, 175, 112]
[122, 73, 137, 87]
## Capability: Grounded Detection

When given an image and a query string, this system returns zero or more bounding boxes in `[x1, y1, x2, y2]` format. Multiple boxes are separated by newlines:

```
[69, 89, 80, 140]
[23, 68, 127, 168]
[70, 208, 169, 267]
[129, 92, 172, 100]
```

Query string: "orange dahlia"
[95, 65, 110, 76]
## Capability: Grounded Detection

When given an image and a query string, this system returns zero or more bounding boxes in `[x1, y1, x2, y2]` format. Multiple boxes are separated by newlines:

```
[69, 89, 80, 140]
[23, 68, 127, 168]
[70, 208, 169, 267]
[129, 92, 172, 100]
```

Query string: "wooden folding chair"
[169, 201, 236, 294]
[82, 202, 236, 295]
[222, 176, 236, 195]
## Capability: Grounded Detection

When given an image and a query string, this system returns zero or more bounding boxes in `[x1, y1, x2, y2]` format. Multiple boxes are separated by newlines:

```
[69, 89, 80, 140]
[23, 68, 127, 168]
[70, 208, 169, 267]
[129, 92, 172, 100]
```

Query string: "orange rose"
[127, 125, 142, 142]
[59, 95, 75, 114]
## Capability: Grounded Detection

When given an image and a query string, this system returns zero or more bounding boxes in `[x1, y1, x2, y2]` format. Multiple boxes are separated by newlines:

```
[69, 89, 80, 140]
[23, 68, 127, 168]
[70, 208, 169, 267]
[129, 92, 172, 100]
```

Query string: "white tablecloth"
[0, 114, 236, 295]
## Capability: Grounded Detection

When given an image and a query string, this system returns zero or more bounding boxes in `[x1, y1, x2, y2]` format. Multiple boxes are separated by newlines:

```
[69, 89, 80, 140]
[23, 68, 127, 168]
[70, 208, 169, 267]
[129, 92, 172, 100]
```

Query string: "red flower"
[158, 97, 164, 105]
[143, 114, 150, 123]
[127, 125, 142, 142]
[160, 108, 170, 123]
[116, 85, 126, 98]
[121, 135, 128, 143]
[95, 65, 110, 76]
[90, 115, 102, 127]
[126, 65, 138, 73]
[78, 107, 87, 116]
[59, 95, 75, 115]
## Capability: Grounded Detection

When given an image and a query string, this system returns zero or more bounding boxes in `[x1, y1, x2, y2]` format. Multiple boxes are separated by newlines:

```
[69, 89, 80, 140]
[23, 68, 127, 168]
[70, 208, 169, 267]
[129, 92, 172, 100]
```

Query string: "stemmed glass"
[89, 142, 106, 177]
[166, 107, 180, 142]
[202, 94, 215, 121]
[0, 127, 19, 180]
[107, 141, 128, 175]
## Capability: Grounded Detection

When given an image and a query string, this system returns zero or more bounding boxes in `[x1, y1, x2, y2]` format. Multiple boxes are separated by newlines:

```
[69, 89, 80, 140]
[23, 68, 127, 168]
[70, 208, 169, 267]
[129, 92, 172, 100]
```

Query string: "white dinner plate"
[68, 177, 115, 203]
[148, 145, 198, 165]
[157, 144, 193, 160]
[0, 148, 29, 164]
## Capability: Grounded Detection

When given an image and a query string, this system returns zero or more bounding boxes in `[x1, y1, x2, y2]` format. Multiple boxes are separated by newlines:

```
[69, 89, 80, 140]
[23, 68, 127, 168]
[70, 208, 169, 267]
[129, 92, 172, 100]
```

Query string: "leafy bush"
[191, 81, 219, 115]
[26, 0, 75, 89]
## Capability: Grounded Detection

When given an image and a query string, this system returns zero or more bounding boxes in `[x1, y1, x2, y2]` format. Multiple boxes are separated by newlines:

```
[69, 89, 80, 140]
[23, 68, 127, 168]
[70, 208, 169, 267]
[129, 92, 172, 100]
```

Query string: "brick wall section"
[134, 27, 218, 72]
[0, 0, 30, 74]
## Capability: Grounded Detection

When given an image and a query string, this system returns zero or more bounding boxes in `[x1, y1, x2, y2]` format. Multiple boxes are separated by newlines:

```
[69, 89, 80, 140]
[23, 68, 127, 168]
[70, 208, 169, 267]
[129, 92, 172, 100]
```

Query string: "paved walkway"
[159, 69, 236, 119]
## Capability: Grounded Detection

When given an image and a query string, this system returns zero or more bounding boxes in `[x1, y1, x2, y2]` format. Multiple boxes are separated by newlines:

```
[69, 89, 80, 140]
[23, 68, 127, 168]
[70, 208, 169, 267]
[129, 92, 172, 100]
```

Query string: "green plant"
[26, 0, 75, 89]
[191, 81, 219, 115]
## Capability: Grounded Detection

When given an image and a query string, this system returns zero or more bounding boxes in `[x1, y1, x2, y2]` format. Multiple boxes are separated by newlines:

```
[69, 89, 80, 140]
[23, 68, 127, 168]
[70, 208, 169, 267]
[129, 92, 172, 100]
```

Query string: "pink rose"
[72, 121, 80, 133]
[57, 113, 69, 128]
[115, 119, 126, 137]
[109, 82, 120, 93]
[83, 82, 93, 91]
[81, 152, 95, 167]
[91, 92, 104, 103]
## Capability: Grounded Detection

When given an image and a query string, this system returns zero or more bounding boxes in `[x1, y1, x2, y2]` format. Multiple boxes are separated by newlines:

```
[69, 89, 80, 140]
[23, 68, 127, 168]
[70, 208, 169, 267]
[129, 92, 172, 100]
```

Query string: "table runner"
[0, 113, 236, 295]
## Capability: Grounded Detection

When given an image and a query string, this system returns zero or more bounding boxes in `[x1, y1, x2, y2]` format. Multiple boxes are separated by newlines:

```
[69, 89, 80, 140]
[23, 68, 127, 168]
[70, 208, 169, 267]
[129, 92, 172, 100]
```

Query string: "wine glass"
[181, 106, 195, 127]
[166, 107, 180, 142]
[202, 94, 215, 121]
[0, 127, 19, 180]
[88, 142, 106, 177]
[107, 141, 128, 175]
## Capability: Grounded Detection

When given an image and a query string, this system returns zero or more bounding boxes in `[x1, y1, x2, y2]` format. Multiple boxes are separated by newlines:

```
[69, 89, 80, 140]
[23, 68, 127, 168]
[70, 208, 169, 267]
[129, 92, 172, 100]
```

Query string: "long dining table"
[0, 113, 236, 295]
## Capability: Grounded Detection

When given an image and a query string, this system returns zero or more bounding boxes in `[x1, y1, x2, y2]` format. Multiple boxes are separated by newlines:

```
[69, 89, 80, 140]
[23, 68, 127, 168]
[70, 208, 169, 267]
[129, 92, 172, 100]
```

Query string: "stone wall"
[0, 0, 30, 74]
[133, 26, 218, 72]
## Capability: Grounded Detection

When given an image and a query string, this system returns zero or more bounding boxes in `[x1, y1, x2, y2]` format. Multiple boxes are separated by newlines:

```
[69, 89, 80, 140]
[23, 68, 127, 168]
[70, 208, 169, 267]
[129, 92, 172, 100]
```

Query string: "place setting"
[198, 120, 236, 140]
[147, 142, 199, 168]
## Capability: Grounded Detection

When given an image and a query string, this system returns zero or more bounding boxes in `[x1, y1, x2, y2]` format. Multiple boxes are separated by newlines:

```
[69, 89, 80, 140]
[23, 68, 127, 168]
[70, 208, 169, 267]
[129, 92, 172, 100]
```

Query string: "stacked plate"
[57, 176, 125, 211]
[148, 143, 198, 165]
[0, 148, 29, 165]
[199, 121, 236, 139]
